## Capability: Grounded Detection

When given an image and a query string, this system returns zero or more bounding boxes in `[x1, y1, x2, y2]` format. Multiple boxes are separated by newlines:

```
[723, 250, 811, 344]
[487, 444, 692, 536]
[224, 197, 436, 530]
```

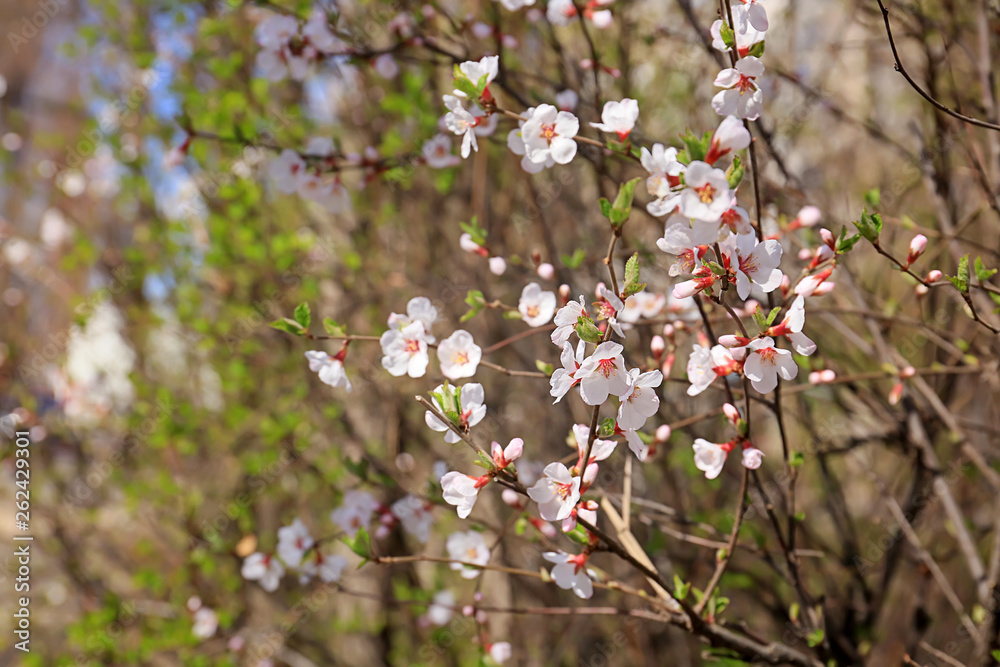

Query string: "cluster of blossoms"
[241, 518, 348, 591]
[266, 0, 881, 630]
[255, 10, 341, 82]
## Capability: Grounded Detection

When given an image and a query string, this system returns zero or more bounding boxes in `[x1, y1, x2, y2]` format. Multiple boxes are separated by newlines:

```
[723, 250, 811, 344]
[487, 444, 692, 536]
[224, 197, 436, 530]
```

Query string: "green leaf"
[475, 73, 488, 95]
[598, 198, 612, 220]
[974, 256, 997, 283]
[561, 248, 586, 269]
[622, 252, 646, 298]
[725, 155, 744, 190]
[673, 574, 691, 601]
[598, 417, 616, 438]
[461, 290, 487, 322]
[323, 317, 346, 337]
[681, 130, 712, 163]
[503, 310, 524, 319]
[536, 360, 555, 376]
[719, 22, 735, 49]
[948, 254, 970, 293]
[452, 76, 478, 99]
[344, 526, 371, 559]
[565, 523, 592, 545]
[864, 188, 881, 208]
[852, 208, 883, 243]
[806, 628, 825, 648]
[765, 306, 782, 327]
[601, 178, 643, 228]
[752, 304, 767, 333]
[270, 318, 305, 335]
[790, 451, 805, 467]
[747, 40, 766, 58]
[293, 302, 311, 329]
[575, 316, 603, 344]
[835, 227, 861, 254]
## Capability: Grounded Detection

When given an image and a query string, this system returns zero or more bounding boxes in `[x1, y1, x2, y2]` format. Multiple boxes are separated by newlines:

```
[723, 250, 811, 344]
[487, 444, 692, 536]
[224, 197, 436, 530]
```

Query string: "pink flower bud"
[503, 437, 524, 463]
[813, 282, 835, 296]
[915, 284, 929, 296]
[655, 424, 671, 442]
[580, 58, 594, 69]
[471, 22, 492, 39]
[899, 365, 916, 379]
[462, 605, 475, 616]
[583, 462, 599, 486]
[537, 262, 555, 280]
[723, 403, 741, 423]
[459, 233, 481, 254]
[650, 335, 665, 358]
[926, 269, 943, 282]
[475, 610, 489, 624]
[888, 381, 904, 406]
[662, 324, 675, 338]
[820, 369, 836, 382]
[741, 447, 764, 470]
[501, 488, 521, 507]
[559, 284, 571, 300]
[907, 234, 927, 264]
[819, 228, 834, 247]
[808, 371, 823, 384]
[474, 591, 484, 602]
[797, 205, 822, 227]
[489, 256, 507, 275]
[719, 334, 750, 348]
[539, 521, 557, 538]
[374, 524, 392, 540]
[798, 248, 813, 261]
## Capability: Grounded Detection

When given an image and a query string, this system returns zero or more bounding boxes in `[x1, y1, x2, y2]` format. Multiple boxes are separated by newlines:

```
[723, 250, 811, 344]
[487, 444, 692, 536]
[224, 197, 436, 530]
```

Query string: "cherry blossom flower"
[546, 0, 577, 25]
[572, 423, 617, 467]
[577, 342, 631, 405]
[438, 330, 482, 379]
[711, 8, 765, 57]
[735, 0, 768, 32]
[373, 53, 399, 78]
[617, 369, 663, 430]
[268, 149, 307, 194]
[537, 262, 555, 280]
[624, 429, 650, 462]
[299, 551, 348, 584]
[794, 267, 834, 297]
[303, 8, 340, 52]
[508, 108, 553, 173]
[380, 321, 431, 378]
[551, 296, 588, 346]
[679, 161, 733, 223]
[242, 553, 285, 591]
[492, 438, 524, 468]
[543, 551, 594, 599]
[192, 608, 218, 639]
[441, 471, 490, 518]
[489, 642, 513, 664]
[550, 340, 586, 403]
[425, 382, 487, 444]
[555, 89, 579, 111]
[521, 104, 579, 165]
[297, 174, 351, 213]
[304, 350, 352, 391]
[258, 14, 298, 51]
[590, 98, 639, 140]
[595, 285, 626, 337]
[743, 337, 798, 393]
[766, 295, 816, 355]
[519, 282, 557, 326]
[276, 518, 314, 569]
[721, 232, 783, 299]
[331, 490, 381, 538]
[693, 439, 728, 479]
[712, 57, 765, 121]
[454, 56, 500, 99]
[656, 216, 717, 275]
[427, 590, 455, 625]
[392, 494, 434, 542]
[528, 462, 581, 520]
[687, 344, 741, 396]
[641, 144, 685, 208]
[705, 115, 751, 165]
[422, 134, 462, 169]
[742, 446, 765, 470]
[388, 297, 439, 340]
[672, 265, 718, 300]
[443, 94, 484, 158]
[618, 291, 666, 324]
[446, 530, 491, 579]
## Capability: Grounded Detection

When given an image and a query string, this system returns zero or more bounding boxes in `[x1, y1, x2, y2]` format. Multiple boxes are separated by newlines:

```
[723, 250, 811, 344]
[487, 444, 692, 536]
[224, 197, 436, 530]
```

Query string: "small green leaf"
[789, 451, 805, 467]
[503, 310, 524, 319]
[624, 252, 640, 287]
[270, 318, 305, 335]
[323, 317, 346, 337]
[673, 574, 691, 601]
[598, 417, 616, 438]
[746, 40, 765, 58]
[719, 22, 735, 49]
[974, 256, 997, 283]
[765, 306, 782, 327]
[598, 197, 612, 220]
[344, 527, 371, 559]
[575, 316, 603, 344]
[293, 302, 311, 329]
[806, 628, 825, 648]
[452, 76, 478, 99]
[725, 155, 744, 190]
[835, 227, 861, 254]
[536, 360, 555, 376]
[475, 73, 488, 95]
[561, 248, 586, 269]
[459, 216, 488, 246]
[948, 254, 970, 293]
[864, 188, 881, 208]
[462, 290, 487, 322]
[681, 130, 712, 163]
[853, 208, 883, 242]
